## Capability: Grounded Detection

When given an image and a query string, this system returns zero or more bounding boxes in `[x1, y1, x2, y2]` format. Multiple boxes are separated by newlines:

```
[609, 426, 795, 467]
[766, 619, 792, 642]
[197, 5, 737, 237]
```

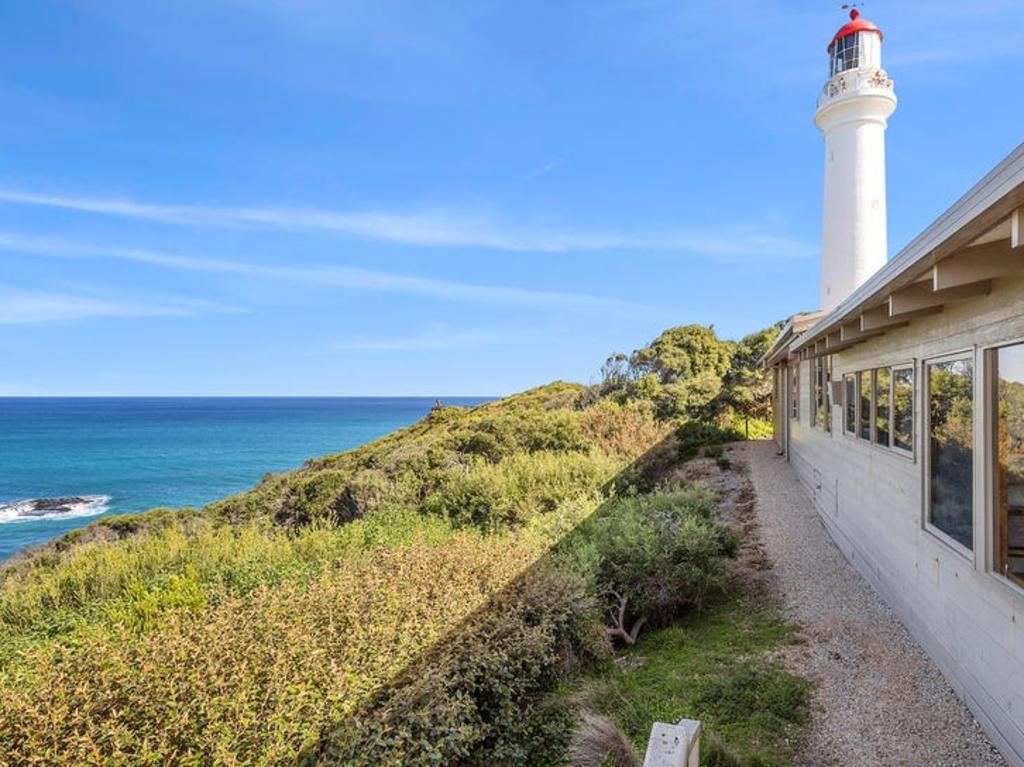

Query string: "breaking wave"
[0, 495, 111, 524]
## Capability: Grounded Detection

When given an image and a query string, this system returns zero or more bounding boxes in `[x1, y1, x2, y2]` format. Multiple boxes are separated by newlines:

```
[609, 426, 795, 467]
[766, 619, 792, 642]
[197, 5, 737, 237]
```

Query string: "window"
[823, 358, 831, 430]
[927, 357, 974, 550]
[810, 361, 817, 428]
[789, 364, 799, 420]
[993, 344, 1024, 587]
[843, 364, 914, 454]
[858, 370, 871, 440]
[813, 357, 828, 430]
[830, 34, 861, 76]
[824, 356, 833, 433]
[844, 374, 856, 433]
[892, 367, 914, 452]
[874, 367, 891, 447]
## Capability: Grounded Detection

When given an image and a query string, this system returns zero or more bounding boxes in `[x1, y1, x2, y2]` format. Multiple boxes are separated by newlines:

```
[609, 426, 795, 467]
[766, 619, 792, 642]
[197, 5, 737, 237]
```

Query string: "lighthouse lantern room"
[829, 9, 882, 75]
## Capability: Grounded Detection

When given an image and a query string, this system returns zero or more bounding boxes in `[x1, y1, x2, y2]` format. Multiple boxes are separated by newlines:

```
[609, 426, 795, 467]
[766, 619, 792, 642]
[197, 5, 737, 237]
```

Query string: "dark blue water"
[0, 397, 489, 560]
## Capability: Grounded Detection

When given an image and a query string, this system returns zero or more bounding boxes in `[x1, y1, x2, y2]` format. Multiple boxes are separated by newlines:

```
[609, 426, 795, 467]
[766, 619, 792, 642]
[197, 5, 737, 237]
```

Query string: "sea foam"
[0, 495, 111, 524]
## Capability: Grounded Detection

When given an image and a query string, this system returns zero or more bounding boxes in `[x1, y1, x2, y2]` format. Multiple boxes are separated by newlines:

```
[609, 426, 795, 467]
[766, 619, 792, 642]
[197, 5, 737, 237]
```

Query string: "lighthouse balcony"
[816, 67, 895, 112]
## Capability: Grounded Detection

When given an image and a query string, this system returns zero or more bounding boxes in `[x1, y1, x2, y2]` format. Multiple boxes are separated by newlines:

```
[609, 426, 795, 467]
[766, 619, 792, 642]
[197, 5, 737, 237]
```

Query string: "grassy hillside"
[0, 324, 803, 767]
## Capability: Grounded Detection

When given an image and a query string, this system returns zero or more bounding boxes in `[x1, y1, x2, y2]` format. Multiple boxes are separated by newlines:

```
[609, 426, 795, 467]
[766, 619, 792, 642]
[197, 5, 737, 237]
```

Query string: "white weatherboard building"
[764, 11, 1024, 765]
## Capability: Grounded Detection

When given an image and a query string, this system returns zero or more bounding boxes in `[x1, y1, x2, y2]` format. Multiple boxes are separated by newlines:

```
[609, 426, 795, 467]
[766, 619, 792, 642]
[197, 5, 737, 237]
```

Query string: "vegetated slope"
[0, 323, 797, 767]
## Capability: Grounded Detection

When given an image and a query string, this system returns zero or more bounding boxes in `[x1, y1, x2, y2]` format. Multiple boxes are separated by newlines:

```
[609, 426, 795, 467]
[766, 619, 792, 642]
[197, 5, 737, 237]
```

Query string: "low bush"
[301, 559, 605, 767]
[1, 530, 591, 767]
[422, 450, 617, 531]
[565, 491, 736, 645]
[579, 400, 670, 462]
[0, 512, 452, 653]
[676, 420, 745, 460]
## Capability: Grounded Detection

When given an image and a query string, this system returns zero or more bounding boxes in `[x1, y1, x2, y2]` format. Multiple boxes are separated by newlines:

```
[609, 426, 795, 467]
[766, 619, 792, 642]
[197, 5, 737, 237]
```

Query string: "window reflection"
[995, 345, 1024, 587]
[845, 374, 856, 433]
[814, 357, 827, 428]
[859, 370, 871, 440]
[790, 365, 799, 420]
[928, 358, 973, 549]
[875, 368, 890, 447]
[893, 368, 913, 452]
[824, 357, 832, 433]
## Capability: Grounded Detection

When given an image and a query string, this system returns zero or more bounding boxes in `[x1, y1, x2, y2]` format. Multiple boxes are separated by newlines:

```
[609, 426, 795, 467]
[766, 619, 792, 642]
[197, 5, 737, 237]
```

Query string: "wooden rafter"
[839, 320, 893, 344]
[932, 241, 1022, 291]
[888, 280, 991, 315]
[860, 303, 942, 330]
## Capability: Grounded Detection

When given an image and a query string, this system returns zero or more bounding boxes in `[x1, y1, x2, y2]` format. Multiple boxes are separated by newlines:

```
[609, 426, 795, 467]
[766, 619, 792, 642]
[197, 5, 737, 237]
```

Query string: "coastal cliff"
[0, 324, 805, 767]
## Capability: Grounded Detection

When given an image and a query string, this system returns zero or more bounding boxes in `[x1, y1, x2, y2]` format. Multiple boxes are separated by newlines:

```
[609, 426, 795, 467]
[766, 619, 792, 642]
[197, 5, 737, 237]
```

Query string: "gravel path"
[735, 440, 1006, 767]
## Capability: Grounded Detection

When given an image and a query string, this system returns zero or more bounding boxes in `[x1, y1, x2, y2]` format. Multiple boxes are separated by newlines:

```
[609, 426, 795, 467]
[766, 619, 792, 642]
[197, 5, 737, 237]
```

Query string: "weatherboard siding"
[787, 274, 1024, 767]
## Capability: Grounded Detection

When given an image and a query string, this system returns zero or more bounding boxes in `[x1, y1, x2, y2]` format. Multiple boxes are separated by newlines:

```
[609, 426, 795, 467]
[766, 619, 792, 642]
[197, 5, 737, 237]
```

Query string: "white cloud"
[0, 189, 814, 258]
[0, 231, 647, 312]
[0, 287, 230, 325]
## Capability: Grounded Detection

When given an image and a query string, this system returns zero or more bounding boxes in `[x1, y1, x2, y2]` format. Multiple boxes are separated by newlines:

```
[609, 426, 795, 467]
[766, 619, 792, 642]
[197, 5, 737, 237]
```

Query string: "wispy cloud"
[526, 158, 565, 179]
[0, 286, 229, 325]
[0, 232, 644, 312]
[0, 189, 813, 258]
[334, 328, 498, 352]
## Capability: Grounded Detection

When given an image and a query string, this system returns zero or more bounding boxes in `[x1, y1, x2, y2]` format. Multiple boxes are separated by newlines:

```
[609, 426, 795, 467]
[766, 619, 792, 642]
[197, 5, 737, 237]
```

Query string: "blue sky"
[2, 1, 1021, 396]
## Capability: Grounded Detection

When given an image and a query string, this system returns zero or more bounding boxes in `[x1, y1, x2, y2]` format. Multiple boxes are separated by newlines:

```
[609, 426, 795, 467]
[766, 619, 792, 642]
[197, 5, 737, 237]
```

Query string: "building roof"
[769, 142, 1024, 367]
[760, 311, 824, 367]
[828, 10, 883, 52]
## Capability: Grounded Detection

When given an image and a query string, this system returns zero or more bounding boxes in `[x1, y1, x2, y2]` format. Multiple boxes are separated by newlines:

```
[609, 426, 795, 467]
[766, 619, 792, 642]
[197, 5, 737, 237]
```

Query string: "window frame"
[873, 367, 891, 448]
[824, 356, 833, 434]
[811, 356, 831, 433]
[830, 33, 862, 76]
[789, 363, 799, 421]
[840, 363, 916, 459]
[890, 364, 916, 458]
[809, 358, 816, 428]
[858, 369, 872, 441]
[983, 338, 1024, 597]
[922, 350, 977, 560]
[843, 373, 856, 436]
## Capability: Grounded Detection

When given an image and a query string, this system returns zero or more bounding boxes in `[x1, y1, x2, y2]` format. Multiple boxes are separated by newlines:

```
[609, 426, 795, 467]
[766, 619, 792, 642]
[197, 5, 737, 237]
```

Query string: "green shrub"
[422, 451, 617, 530]
[676, 421, 745, 460]
[102, 569, 207, 634]
[0, 514, 452, 652]
[579, 400, 669, 461]
[1, 531, 584, 767]
[566, 491, 735, 643]
[302, 560, 606, 767]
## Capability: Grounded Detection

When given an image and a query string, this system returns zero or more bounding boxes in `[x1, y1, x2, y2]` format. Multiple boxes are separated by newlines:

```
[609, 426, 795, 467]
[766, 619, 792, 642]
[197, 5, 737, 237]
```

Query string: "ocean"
[0, 397, 490, 560]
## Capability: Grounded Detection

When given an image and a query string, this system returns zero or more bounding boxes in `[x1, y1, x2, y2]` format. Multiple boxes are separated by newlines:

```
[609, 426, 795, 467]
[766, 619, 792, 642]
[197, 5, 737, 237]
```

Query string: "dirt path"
[732, 440, 1006, 767]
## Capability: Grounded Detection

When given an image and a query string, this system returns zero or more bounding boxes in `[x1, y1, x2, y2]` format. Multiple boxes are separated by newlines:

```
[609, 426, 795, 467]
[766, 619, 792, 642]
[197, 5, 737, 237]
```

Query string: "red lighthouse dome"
[828, 9, 883, 52]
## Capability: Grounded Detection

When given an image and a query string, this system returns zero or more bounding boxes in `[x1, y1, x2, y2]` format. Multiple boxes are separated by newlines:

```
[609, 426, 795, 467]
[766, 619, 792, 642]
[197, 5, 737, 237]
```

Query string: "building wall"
[786, 274, 1024, 766]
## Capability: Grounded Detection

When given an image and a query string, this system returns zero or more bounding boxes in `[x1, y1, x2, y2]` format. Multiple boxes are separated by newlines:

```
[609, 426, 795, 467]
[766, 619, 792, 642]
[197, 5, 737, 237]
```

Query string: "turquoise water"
[0, 397, 489, 560]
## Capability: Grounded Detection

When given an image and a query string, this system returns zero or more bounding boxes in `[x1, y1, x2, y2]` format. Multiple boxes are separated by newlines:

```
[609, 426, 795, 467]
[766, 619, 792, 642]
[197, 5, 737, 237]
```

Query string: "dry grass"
[569, 712, 641, 767]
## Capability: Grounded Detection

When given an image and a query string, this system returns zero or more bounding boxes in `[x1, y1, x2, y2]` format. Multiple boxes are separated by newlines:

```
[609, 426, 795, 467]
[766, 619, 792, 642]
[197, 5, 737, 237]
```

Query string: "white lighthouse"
[815, 10, 896, 312]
